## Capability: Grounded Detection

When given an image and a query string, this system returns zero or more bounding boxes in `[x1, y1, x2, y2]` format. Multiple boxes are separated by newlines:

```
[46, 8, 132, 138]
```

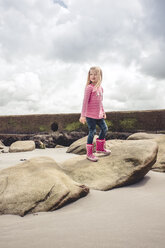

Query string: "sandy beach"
[0, 148, 165, 248]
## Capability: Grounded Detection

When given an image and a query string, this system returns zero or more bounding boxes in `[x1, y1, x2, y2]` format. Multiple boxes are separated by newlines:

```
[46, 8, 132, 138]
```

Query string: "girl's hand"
[79, 116, 86, 124]
[103, 113, 106, 119]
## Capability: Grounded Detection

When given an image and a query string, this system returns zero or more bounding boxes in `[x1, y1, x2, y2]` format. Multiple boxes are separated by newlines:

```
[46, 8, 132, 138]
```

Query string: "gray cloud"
[136, 0, 165, 79]
[142, 0, 165, 38]
[0, 0, 164, 115]
[49, 0, 145, 64]
[140, 43, 165, 79]
[53, 0, 68, 9]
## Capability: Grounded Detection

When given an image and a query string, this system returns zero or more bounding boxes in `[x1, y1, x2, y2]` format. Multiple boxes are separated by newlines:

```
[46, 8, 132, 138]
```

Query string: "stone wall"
[106, 109, 165, 132]
[0, 109, 165, 134]
[0, 113, 79, 134]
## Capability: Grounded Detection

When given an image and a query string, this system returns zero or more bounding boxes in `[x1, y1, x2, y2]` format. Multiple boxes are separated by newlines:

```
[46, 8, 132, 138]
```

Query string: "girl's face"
[89, 70, 100, 84]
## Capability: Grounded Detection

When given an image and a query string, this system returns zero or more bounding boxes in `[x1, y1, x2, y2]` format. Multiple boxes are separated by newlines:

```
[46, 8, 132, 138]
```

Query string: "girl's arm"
[80, 85, 92, 123]
[101, 87, 106, 119]
[79, 116, 86, 124]
[103, 112, 106, 119]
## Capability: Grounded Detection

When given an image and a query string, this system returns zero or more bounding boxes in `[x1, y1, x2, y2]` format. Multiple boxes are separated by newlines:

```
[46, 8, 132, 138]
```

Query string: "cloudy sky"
[0, 0, 165, 116]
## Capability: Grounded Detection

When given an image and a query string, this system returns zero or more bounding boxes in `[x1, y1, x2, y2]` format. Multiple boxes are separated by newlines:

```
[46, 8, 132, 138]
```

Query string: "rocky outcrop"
[32, 132, 88, 148]
[0, 157, 89, 216]
[61, 140, 158, 191]
[9, 140, 35, 152]
[0, 132, 87, 148]
[128, 133, 165, 172]
[0, 132, 132, 149]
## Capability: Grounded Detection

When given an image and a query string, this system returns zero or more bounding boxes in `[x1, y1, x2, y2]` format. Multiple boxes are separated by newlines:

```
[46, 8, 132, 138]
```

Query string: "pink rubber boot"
[86, 144, 98, 162]
[96, 138, 111, 156]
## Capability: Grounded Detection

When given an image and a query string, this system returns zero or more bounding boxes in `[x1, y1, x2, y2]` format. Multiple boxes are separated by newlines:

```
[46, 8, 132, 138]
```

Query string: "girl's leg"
[97, 118, 108, 140]
[96, 119, 111, 155]
[86, 117, 96, 144]
[86, 117, 98, 162]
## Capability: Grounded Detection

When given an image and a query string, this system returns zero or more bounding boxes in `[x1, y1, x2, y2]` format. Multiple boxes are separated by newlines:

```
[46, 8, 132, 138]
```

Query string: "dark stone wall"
[0, 109, 165, 134]
[106, 109, 165, 132]
[0, 113, 79, 134]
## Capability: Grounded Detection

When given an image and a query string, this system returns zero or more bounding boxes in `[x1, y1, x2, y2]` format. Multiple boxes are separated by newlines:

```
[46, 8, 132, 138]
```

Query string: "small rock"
[9, 140, 35, 153]
[55, 145, 66, 148]
[34, 140, 46, 149]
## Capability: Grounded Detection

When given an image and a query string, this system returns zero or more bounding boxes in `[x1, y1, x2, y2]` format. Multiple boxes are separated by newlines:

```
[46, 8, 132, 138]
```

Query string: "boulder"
[61, 140, 158, 191]
[67, 136, 98, 155]
[128, 132, 165, 172]
[0, 157, 89, 216]
[9, 140, 35, 153]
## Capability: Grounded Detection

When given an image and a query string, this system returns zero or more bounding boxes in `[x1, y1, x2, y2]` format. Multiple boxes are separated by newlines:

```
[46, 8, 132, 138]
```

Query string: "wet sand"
[0, 148, 165, 248]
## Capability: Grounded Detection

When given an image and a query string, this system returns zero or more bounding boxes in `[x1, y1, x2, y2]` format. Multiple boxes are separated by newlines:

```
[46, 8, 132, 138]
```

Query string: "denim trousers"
[86, 117, 108, 144]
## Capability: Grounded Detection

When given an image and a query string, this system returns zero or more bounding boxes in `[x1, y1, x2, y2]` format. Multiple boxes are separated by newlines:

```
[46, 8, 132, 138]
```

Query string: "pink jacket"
[81, 84, 105, 119]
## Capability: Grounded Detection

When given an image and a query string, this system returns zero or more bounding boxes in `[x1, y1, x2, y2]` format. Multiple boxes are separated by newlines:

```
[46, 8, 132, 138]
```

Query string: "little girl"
[79, 66, 111, 162]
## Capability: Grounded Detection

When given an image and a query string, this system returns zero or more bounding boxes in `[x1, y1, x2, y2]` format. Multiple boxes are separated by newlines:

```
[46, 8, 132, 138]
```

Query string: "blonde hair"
[86, 66, 102, 89]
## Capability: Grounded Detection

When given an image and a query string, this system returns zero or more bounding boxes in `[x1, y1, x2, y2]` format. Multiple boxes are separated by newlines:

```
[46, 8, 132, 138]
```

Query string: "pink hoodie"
[81, 84, 105, 119]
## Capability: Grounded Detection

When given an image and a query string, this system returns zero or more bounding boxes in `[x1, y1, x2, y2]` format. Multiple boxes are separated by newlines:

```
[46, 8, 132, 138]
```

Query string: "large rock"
[61, 140, 158, 191]
[0, 157, 89, 216]
[9, 140, 35, 152]
[128, 132, 165, 172]
[67, 136, 98, 155]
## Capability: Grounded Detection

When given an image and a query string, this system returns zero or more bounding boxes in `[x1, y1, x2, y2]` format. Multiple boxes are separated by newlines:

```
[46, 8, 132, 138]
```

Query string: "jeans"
[86, 117, 108, 144]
